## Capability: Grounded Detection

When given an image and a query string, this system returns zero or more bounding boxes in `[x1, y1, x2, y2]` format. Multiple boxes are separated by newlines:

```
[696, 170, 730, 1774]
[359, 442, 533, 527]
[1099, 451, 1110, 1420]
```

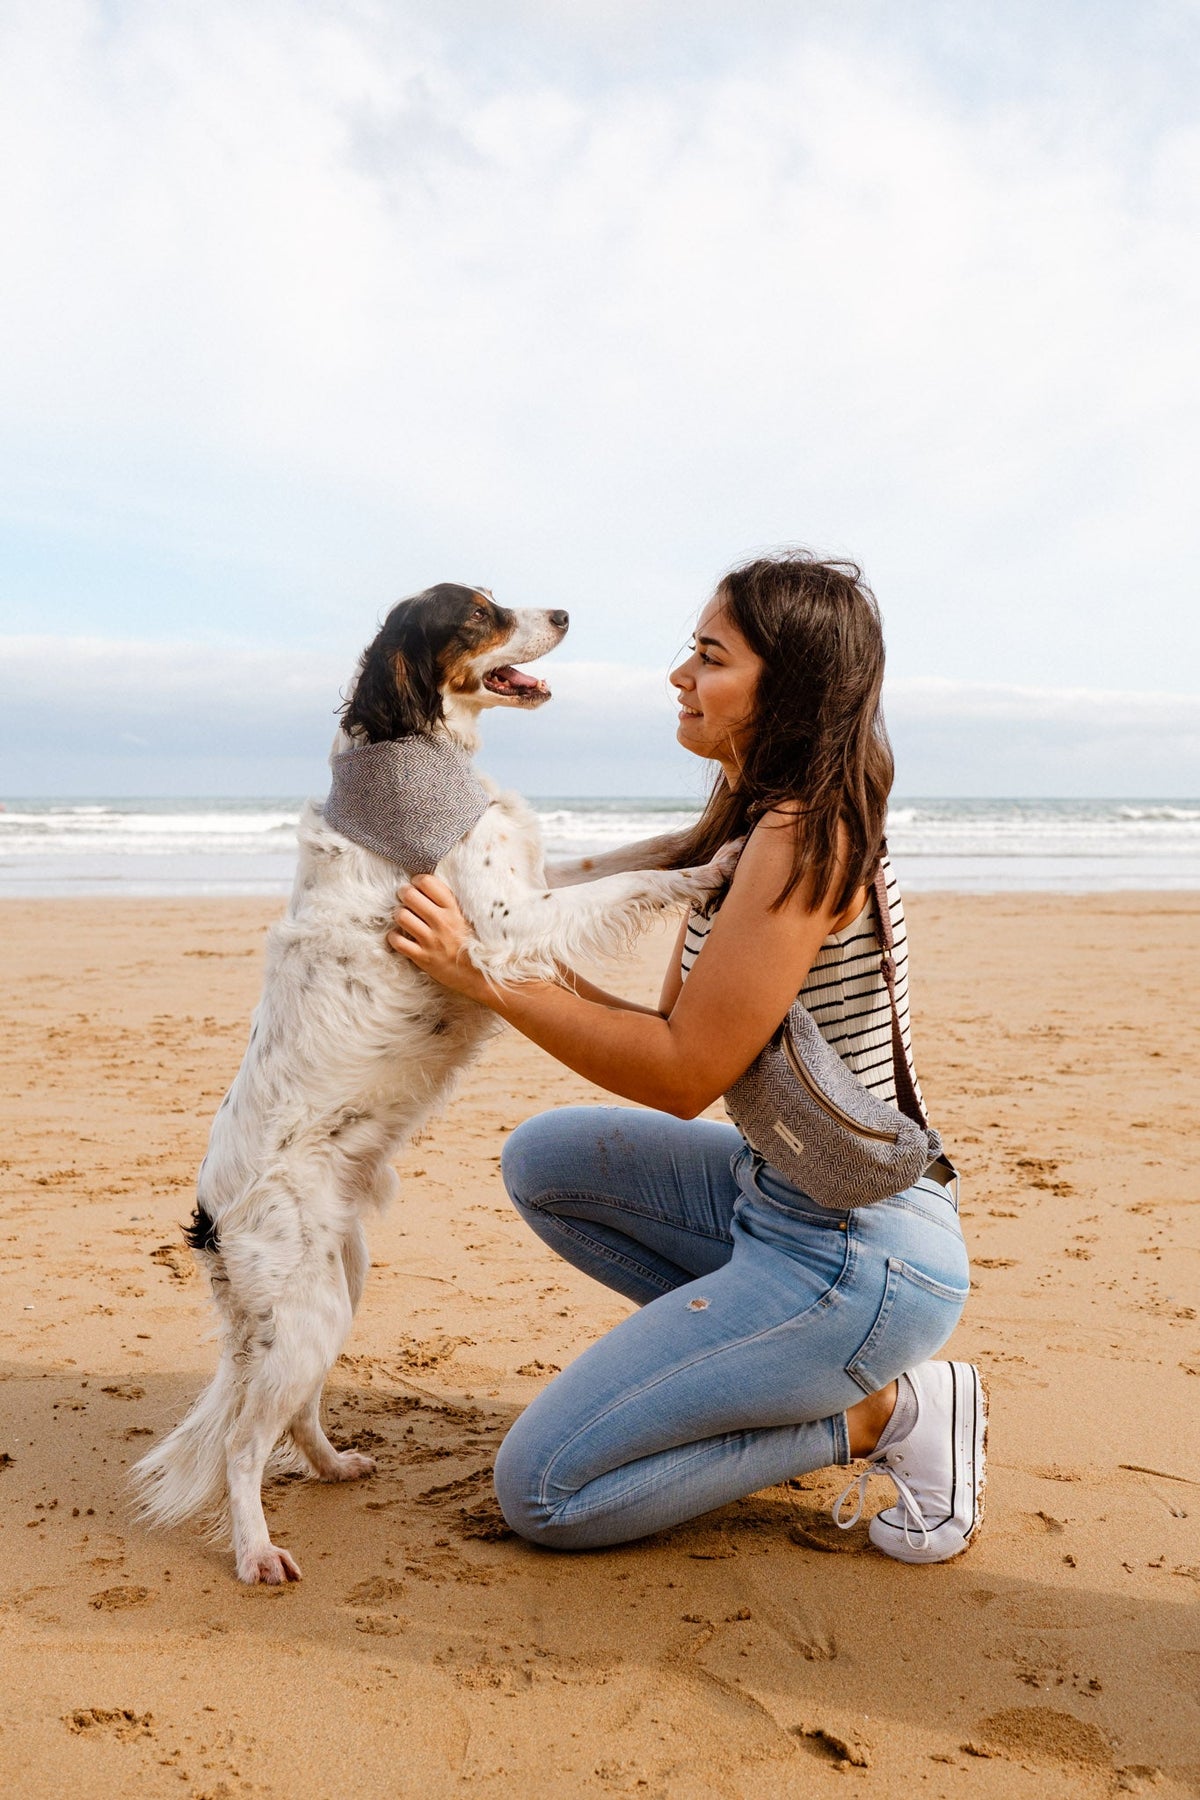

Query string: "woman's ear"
[340, 611, 444, 741]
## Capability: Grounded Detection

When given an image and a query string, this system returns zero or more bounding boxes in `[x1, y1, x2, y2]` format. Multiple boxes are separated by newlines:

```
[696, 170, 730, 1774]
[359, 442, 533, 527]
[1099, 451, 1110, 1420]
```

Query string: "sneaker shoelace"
[832, 1453, 931, 1549]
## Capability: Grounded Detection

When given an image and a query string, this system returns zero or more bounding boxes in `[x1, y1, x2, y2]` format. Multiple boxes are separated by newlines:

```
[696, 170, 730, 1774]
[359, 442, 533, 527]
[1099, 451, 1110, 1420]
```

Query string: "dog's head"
[340, 584, 569, 743]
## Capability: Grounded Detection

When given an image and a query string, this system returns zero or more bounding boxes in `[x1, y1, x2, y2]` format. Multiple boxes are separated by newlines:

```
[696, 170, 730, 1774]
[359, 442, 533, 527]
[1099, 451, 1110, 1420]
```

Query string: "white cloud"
[2, 636, 1196, 798]
[886, 675, 1200, 733]
[0, 1, 1197, 702]
[884, 676, 1200, 795]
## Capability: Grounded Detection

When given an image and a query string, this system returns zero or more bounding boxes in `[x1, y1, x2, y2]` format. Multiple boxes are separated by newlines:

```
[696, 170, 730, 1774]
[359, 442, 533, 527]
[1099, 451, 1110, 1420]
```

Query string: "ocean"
[1, 796, 1198, 897]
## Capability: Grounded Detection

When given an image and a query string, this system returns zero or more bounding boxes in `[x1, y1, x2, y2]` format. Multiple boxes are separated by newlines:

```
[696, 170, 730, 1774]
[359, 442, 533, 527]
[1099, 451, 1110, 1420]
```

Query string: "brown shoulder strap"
[871, 860, 928, 1129]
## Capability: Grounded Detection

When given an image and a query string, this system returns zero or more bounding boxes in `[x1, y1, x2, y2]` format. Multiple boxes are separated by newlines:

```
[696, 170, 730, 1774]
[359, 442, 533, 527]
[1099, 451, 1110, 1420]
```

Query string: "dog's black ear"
[340, 603, 444, 741]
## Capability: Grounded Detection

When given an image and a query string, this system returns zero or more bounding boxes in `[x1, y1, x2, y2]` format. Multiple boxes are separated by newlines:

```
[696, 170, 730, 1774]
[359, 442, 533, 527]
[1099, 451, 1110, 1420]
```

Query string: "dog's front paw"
[238, 1542, 303, 1585]
[670, 838, 745, 903]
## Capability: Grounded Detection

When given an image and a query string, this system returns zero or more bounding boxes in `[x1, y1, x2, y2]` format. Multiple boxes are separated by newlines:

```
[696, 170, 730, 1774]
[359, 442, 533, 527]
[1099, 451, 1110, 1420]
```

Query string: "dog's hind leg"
[286, 1220, 376, 1484]
[223, 1224, 365, 1584]
[288, 1396, 375, 1484]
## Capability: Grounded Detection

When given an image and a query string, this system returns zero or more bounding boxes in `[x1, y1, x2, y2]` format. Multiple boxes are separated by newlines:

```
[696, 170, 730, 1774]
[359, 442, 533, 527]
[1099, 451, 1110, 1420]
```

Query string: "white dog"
[133, 583, 729, 1584]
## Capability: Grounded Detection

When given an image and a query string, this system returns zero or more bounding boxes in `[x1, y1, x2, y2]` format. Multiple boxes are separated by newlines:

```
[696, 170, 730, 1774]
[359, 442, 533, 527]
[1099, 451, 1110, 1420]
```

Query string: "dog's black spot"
[184, 1204, 220, 1255]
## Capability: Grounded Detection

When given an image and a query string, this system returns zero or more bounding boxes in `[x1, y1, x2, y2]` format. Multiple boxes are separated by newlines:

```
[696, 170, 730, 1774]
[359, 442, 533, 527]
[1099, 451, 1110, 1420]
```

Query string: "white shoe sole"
[868, 1362, 989, 1565]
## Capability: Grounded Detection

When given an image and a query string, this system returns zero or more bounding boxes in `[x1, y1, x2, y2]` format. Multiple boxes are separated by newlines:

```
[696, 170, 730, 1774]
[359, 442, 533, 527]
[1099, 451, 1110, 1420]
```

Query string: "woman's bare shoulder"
[728, 808, 864, 932]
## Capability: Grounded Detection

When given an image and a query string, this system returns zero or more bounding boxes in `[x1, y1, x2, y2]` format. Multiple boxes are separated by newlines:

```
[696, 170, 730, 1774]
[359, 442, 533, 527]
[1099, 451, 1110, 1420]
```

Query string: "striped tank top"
[679, 853, 925, 1113]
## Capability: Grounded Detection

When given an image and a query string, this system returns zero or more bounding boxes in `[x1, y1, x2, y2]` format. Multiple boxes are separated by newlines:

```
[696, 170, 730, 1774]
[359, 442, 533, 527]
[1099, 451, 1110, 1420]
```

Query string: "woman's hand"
[386, 875, 488, 1001]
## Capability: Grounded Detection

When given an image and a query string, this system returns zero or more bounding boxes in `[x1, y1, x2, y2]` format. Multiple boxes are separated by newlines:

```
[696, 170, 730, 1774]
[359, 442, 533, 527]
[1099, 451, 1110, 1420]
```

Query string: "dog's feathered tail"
[132, 1367, 310, 1537]
[130, 1362, 241, 1535]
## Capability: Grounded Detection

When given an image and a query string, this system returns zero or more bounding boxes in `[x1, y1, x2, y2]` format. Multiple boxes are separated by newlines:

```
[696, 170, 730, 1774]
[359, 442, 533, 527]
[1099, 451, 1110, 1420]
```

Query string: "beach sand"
[1, 893, 1198, 1798]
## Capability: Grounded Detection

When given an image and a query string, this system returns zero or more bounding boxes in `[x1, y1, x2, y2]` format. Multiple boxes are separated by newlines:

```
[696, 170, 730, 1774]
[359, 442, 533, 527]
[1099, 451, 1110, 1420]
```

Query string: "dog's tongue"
[493, 665, 541, 690]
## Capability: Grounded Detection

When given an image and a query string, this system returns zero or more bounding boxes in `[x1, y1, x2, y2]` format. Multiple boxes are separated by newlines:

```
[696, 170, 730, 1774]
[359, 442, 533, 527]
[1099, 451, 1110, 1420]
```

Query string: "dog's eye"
[470, 605, 489, 622]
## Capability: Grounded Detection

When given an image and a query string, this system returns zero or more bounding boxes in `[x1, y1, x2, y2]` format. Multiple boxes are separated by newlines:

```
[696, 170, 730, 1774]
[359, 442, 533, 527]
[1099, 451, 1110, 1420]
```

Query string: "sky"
[2, 0, 1198, 798]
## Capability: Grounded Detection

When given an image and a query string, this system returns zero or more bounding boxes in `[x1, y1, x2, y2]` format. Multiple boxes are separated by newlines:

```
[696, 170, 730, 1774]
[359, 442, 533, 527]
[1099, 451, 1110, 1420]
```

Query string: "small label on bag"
[773, 1120, 804, 1156]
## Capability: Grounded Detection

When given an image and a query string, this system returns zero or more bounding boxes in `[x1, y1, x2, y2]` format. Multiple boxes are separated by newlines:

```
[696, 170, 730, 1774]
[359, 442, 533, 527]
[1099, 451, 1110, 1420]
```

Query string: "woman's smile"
[669, 596, 762, 777]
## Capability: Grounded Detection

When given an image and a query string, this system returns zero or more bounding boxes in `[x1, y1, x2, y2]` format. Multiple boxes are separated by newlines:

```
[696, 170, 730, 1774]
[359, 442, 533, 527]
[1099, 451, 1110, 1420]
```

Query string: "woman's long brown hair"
[670, 551, 894, 917]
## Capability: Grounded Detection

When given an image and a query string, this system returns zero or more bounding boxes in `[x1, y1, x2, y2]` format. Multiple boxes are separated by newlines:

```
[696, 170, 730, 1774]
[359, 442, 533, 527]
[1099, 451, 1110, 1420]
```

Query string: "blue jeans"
[494, 1107, 970, 1548]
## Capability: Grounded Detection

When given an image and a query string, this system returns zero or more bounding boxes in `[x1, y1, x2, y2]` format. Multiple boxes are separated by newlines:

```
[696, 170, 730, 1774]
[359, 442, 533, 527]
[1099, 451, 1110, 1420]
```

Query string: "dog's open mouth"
[483, 664, 550, 701]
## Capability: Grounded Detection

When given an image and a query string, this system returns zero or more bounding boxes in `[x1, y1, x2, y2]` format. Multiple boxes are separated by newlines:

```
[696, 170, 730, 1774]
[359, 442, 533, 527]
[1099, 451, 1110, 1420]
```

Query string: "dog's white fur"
[132, 596, 729, 1583]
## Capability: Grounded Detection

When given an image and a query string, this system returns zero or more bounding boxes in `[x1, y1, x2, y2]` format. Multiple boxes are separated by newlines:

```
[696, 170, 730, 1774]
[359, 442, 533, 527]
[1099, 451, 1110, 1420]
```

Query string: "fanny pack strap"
[870, 860, 929, 1131]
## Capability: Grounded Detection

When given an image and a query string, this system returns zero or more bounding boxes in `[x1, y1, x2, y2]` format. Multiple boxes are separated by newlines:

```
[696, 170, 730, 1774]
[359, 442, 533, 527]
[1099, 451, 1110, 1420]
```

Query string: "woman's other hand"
[387, 876, 486, 999]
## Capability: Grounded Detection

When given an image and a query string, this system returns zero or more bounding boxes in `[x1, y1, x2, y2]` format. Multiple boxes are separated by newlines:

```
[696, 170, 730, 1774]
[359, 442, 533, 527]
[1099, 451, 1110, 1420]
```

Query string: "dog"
[132, 583, 732, 1583]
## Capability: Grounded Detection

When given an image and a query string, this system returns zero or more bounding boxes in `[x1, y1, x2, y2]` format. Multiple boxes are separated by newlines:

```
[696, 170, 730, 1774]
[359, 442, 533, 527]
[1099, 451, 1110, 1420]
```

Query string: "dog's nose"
[549, 610, 569, 630]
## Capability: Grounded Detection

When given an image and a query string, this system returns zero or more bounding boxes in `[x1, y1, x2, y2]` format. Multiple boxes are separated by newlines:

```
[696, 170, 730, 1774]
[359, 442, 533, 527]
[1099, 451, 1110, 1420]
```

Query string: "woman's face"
[669, 592, 763, 778]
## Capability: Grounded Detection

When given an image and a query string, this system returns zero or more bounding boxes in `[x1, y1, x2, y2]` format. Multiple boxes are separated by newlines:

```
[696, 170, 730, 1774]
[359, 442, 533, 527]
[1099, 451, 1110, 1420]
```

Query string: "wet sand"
[1, 893, 1198, 1798]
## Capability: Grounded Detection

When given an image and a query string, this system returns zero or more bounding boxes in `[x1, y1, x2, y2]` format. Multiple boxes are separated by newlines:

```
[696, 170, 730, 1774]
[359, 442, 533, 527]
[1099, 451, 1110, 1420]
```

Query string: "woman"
[387, 551, 984, 1564]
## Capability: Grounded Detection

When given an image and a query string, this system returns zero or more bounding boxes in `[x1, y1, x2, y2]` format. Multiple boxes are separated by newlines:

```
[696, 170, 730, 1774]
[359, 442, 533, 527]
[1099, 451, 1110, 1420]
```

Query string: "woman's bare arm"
[556, 966, 669, 1017]
[658, 912, 689, 1015]
[552, 912, 691, 1016]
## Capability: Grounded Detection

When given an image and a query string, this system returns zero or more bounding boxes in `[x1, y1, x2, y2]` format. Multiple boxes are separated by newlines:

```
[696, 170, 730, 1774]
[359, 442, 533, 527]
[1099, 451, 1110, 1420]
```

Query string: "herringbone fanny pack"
[725, 866, 952, 1211]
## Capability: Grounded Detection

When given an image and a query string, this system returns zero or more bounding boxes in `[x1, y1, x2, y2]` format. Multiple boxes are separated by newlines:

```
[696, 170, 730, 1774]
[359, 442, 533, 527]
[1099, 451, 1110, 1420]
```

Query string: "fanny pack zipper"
[781, 1028, 900, 1144]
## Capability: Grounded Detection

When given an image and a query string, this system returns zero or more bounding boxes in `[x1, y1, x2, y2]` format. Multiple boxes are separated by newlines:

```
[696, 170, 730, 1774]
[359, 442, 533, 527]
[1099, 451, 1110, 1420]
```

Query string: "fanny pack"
[724, 865, 955, 1211]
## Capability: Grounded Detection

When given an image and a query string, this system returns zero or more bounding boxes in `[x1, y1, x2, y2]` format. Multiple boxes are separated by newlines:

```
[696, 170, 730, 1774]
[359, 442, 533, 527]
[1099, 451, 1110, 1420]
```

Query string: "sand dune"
[1, 894, 1198, 1798]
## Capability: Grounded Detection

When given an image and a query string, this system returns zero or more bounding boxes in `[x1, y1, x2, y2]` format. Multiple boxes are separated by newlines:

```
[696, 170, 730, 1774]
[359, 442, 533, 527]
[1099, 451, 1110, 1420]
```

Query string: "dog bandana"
[323, 735, 491, 876]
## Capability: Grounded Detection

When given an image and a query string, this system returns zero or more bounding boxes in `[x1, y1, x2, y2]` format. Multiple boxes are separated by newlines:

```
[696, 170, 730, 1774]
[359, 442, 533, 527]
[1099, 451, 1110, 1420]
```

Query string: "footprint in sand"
[964, 1706, 1112, 1772]
[458, 1497, 514, 1541]
[89, 1586, 157, 1610]
[63, 1707, 155, 1742]
[341, 1574, 408, 1637]
[341, 1576, 407, 1606]
[792, 1724, 870, 1769]
[149, 1243, 195, 1283]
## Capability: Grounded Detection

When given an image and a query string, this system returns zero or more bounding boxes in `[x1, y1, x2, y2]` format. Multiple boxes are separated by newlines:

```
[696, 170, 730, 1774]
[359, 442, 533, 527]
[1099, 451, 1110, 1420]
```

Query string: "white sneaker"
[832, 1361, 988, 1564]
